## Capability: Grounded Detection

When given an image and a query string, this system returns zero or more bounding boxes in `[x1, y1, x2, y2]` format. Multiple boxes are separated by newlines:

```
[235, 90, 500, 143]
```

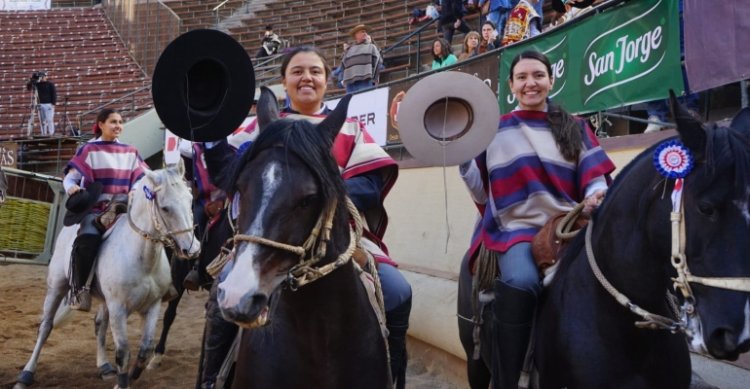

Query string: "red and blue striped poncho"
[66, 141, 148, 198]
[461, 110, 615, 266]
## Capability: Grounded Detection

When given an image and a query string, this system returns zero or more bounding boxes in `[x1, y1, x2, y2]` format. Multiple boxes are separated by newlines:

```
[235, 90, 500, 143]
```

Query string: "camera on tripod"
[26, 71, 47, 91]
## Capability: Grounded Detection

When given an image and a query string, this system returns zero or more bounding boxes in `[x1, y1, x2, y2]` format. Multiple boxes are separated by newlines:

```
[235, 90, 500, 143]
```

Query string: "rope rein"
[232, 196, 365, 291]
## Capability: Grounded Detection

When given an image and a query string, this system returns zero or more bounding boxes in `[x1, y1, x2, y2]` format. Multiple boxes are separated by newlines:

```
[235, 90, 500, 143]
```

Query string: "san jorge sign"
[499, 0, 683, 114]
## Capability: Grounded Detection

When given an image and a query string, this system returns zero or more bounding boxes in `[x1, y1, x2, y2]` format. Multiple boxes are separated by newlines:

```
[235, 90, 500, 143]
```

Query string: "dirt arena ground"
[0, 263, 461, 389]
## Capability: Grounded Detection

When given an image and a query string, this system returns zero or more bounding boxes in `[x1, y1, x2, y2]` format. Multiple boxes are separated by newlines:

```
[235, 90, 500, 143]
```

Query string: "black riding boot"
[198, 283, 239, 389]
[70, 233, 101, 312]
[491, 280, 536, 389]
[386, 296, 411, 389]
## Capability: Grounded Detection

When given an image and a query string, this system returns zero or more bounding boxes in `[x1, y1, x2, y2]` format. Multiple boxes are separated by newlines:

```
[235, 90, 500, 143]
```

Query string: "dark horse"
[214, 90, 390, 389]
[458, 94, 750, 388]
[147, 210, 229, 370]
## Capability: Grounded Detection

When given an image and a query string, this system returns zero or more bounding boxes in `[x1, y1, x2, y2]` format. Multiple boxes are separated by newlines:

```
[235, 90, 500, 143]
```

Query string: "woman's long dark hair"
[509, 50, 583, 161]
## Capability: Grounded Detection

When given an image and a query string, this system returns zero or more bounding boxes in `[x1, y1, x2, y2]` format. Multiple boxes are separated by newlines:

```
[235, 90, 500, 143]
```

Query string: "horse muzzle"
[218, 289, 270, 328]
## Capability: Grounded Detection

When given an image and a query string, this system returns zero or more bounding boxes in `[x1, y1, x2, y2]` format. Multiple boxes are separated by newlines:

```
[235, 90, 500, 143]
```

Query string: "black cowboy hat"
[552, 0, 595, 13]
[152, 29, 255, 142]
[63, 181, 103, 227]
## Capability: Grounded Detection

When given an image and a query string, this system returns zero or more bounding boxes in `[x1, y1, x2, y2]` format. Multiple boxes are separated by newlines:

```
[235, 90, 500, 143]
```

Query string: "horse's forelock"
[230, 118, 345, 203]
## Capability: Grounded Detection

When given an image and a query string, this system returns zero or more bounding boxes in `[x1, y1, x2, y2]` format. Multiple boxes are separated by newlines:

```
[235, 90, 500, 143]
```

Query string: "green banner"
[499, 0, 684, 114]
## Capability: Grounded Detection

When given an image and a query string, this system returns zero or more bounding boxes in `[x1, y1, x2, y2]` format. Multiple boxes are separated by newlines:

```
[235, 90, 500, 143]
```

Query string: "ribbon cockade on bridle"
[586, 140, 750, 334]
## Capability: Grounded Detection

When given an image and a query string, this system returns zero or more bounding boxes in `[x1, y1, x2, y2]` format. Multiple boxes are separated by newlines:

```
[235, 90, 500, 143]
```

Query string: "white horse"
[14, 162, 200, 389]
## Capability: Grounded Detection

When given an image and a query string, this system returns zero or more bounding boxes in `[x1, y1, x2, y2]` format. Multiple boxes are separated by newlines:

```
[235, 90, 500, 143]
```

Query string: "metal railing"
[102, 0, 182, 76]
[0, 167, 64, 265]
[75, 84, 152, 133]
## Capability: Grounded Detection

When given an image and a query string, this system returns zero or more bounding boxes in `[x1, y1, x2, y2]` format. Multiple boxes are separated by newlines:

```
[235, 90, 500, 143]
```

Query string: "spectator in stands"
[431, 38, 458, 70]
[408, 2, 440, 25]
[199, 46, 412, 389]
[644, 0, 699, 133]
[341, 24, 382, 93]
[458, 31, 481, 61]
[501, 0, 541, 47]
[438, 0, 470, 44]
[331, 42, 350, 89]
[256, 25, 282, 59]
[479, 20, 501, 54]
[548, 0, 595, 28]
[63, 108, 150, 312]
[36, 71, 57, 136]
[479, 0, 517, 37]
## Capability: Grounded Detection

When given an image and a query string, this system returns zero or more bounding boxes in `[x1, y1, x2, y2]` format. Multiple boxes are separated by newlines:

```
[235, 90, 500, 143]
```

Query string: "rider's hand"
[582, 190, 605, 216]
[67, 185, 81, 196]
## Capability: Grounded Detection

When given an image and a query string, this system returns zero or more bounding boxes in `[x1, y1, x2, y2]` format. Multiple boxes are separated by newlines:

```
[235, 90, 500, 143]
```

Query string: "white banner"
[325, 87, 390, 146]
[0, 0, 51, 10]
[163, 129, 182, 165]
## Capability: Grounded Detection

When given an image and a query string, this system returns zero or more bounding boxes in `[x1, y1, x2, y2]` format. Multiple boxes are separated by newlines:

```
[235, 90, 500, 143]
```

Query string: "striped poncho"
[66, 141, 148, 199]
[461, 110, 615, 266]
[231, 112, 399, 266]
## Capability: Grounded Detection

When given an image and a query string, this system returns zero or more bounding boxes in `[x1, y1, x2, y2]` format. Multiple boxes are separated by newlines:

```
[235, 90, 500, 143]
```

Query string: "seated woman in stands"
[458, 31, 481, 61]
[431, 38, 458, 70]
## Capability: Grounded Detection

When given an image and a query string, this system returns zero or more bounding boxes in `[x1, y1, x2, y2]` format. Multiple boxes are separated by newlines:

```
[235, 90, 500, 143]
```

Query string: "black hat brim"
[152, 29, 255, 142]
[63, 181, 104, 227]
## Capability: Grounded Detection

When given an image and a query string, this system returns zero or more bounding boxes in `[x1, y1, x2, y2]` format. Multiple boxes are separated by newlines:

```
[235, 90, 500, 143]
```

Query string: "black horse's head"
[217, 88, 352, 328]
[622, 93, 750, 360]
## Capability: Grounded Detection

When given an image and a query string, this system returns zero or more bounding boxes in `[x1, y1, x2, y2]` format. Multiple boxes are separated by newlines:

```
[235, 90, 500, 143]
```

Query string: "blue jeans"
[496, 242, 541, 296]
[345, 79, 375, 94]
[379, 262, 412, 311]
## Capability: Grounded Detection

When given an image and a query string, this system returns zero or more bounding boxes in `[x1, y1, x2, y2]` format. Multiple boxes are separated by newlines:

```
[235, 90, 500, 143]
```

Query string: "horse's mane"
[229, 118, 347, 206]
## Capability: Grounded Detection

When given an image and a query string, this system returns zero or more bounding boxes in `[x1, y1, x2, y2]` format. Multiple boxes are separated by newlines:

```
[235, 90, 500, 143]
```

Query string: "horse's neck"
[122, 198, 165, 267]
[590, 184, 671, 305]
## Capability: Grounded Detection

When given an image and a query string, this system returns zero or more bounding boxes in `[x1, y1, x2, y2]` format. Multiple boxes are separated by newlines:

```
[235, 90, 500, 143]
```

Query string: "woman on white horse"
[62, 108, 149, 312]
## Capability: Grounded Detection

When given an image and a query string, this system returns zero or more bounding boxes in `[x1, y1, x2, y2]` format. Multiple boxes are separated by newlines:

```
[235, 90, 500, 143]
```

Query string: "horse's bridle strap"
[127, 185, 195, 256]
[585, 219, 684, 332]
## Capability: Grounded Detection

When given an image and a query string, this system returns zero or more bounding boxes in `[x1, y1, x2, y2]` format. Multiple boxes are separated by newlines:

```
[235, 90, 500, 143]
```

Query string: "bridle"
[128, 184, 196, 258]
[232, 196, 363, 291]
[586, 179, 750, 334]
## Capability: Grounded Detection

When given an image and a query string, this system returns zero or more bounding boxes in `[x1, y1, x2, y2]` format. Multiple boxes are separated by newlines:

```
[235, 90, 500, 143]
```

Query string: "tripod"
[24, 86, 41, 137]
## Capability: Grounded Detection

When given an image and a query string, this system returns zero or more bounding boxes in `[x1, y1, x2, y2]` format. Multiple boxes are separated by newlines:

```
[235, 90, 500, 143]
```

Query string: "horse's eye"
[299, 195, 318, 208]
[161, 206, 170, 213]
[697, 201, 714, 217]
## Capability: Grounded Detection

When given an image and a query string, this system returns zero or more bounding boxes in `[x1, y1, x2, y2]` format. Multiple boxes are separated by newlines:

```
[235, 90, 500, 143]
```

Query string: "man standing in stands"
[341, 24, 382, 93]
[36, 71, 57, 136]
[256, 25, 282, 58]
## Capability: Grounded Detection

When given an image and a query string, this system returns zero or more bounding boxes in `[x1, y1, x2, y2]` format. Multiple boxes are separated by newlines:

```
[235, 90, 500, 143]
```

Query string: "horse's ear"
[168, 158, 186, 177]
[256, 86, 279, 132]
[317, 94, 352, 141]
[730, 107, 750, 135]
[144, 168, 161, 186]
[669, 89, 706, 157]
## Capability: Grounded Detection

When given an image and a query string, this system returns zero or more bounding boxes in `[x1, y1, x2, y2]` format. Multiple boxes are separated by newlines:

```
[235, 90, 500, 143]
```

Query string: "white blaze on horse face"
[740, 298, 750, 344]
[687, 311, 707, 354]
[218, 162, 282, 309]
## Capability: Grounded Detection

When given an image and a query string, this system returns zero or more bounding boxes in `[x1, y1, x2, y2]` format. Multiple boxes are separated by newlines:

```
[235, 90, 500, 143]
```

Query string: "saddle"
[95, 200, 128, 235]
[531, 205, 588, 276]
